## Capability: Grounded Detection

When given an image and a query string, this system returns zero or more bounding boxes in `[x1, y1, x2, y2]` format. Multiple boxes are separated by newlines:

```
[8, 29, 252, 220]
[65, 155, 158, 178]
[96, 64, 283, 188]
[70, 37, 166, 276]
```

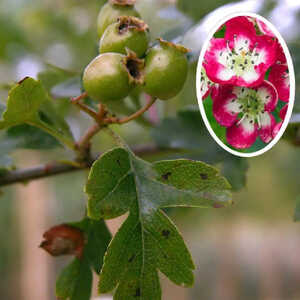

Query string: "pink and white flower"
[212, 80, 278, 148]
[203, 16, 277, 87]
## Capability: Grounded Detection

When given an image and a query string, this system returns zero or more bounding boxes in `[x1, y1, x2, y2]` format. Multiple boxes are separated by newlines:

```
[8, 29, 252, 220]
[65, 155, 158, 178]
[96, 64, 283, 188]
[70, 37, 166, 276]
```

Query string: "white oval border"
[196, 12, 295, 158]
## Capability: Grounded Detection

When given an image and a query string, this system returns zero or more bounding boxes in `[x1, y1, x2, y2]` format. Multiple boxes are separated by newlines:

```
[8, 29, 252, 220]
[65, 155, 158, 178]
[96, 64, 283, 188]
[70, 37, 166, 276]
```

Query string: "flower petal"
[210, 84, 219, 100]
[249, 35, 277, 85]
[203, 38, 235, 84]
[226, 118, 258, 149]
[256, 80, 278, 111]
[279, 104, 288, 120]
[236, 69, 260, 87]
[257, 19, 275, 37]
[212, 85, 241, 127]
[272, 121, 283, 138]
[275, 42, 287, 65]
[225, 16, 257, 51]
[259, 112, 276, 143]
[269, 64, 289, 102]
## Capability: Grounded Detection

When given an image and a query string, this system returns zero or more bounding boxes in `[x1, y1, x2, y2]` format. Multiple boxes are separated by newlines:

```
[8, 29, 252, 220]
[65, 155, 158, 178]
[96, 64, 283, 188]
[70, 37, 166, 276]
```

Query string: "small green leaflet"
[85, 147, 232, 299]
[56, 218, 111, 300]
[0, 77, 75, 149]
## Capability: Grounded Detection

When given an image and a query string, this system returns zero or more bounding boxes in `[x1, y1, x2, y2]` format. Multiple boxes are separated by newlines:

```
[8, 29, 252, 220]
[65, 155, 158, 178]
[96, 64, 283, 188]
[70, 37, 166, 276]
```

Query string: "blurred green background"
[0, 0, 300, 299]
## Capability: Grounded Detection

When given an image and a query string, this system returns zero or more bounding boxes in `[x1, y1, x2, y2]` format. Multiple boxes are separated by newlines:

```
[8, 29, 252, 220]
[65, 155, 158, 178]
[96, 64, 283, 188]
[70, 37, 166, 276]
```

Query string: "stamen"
[226, 40, 232, 53]
[257, 114, 261, 129]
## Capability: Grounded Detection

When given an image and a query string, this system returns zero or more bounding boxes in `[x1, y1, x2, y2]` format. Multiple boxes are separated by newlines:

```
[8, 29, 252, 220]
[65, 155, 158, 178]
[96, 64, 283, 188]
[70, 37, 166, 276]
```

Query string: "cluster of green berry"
[83, 0, 189, 107]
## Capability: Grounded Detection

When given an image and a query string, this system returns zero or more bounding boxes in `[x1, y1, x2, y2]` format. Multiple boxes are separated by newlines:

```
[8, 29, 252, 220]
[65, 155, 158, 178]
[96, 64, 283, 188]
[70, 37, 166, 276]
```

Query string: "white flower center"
[217, 37, 265, 80]
[226, 86, 271, 128]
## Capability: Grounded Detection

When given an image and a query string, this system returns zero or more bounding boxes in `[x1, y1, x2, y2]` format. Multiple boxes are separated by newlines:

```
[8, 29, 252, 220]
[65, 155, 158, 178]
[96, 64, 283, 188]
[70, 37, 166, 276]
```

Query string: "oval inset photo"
[197, 13, 295, 157]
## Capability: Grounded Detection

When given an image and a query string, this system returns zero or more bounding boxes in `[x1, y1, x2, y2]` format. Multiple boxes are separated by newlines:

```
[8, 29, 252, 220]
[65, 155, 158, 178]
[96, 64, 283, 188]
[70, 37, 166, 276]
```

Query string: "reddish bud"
[40, 224, 85, 259]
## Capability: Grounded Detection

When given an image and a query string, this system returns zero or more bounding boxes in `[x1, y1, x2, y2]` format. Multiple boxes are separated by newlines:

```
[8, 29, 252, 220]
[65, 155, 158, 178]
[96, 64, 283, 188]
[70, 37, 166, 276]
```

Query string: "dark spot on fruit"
[118, 22, 129, 34]
[126, 59, 140, 79]
[134, 287, 141, 297]
[116, 159, 121, 166]
[128, 254, 135, 263]
[162, 229, 170, 238]
[161, 172, 171, 180]
[200, 173, 208, 180]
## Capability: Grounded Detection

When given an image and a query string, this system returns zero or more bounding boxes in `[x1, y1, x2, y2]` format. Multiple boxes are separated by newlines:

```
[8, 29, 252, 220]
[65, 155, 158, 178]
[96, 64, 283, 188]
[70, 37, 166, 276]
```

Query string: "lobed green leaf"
[86, 146, 232, 299]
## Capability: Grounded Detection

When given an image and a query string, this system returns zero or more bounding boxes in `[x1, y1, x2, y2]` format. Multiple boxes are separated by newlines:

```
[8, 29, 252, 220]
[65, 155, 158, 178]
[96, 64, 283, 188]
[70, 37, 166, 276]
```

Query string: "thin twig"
[71, 92, 101, 122]
[76, 123, 101, 150]
[104, 97, 157, 125]
[0, 95, 160, 187]
[0, 145, 178, 187]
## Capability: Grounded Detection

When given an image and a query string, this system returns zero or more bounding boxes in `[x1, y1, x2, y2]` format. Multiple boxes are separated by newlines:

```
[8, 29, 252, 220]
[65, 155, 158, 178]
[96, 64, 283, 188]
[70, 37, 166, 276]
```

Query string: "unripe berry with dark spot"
[83, 50, 144, 104]
[97, 0, 140, 38]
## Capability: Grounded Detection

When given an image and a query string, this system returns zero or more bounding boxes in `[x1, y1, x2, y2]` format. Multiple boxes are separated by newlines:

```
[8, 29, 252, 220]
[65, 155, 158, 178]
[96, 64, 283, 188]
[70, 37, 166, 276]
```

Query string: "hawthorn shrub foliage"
[2, 2, 292, 300]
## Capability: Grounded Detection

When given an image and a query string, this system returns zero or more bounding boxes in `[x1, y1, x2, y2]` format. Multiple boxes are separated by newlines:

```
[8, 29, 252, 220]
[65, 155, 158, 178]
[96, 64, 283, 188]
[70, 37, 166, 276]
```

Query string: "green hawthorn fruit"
[83, 51, 144, 104]
[97, 0, 140, 38]
[143, 39, 189, 100]
[99, 16, 149, 57]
